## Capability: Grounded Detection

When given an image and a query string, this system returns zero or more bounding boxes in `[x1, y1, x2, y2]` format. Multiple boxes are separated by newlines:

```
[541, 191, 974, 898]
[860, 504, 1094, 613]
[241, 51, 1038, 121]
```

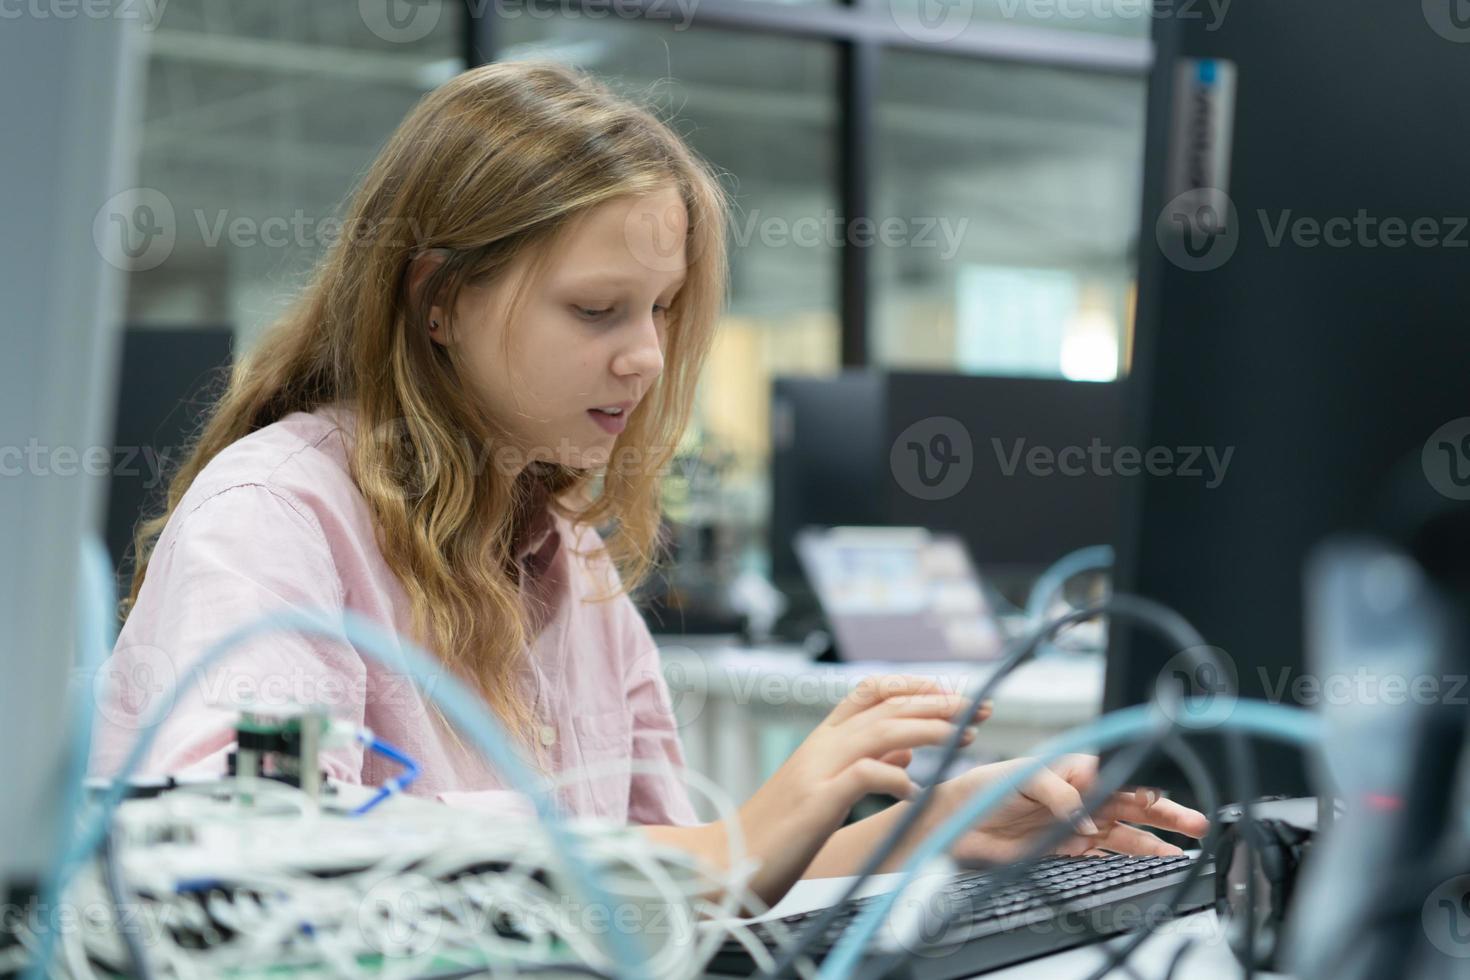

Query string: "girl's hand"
[736, 675, 992, 905]
[930, 753, 1210, 865]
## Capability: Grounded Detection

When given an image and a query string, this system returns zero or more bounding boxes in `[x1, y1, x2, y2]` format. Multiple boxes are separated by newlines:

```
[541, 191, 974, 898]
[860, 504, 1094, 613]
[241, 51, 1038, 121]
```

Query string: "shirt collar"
[515, 505, 560, 574]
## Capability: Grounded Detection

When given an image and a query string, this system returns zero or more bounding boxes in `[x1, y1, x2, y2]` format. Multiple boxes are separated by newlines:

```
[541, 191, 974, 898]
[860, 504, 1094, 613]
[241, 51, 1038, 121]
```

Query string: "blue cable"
[1025, 544, 1114, 623]
[45, 606, 648, 980]
[1024, 544, 1114, 655]
[351, 733, 422, 816]
[817, 698, 1323, 980]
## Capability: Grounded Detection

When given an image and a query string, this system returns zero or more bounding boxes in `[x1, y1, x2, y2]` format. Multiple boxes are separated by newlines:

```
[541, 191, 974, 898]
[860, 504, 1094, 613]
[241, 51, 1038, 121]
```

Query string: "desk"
[722, 873, 1290, 980]
[655, 639, 1105, 820]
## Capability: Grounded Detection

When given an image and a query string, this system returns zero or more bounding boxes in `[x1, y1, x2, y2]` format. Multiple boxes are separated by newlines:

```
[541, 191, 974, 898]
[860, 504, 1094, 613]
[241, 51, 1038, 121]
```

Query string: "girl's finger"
[1097, 792, 1210, 839]
[1019, 766, 1100, 837]
[846, 718, 976, 762]
[836, 757, 917, 803]
[826, 675, 949, 725]
[879, 748, 914, 768]
[846, 692, 992, 727]
[1091, 821, 1185, 857]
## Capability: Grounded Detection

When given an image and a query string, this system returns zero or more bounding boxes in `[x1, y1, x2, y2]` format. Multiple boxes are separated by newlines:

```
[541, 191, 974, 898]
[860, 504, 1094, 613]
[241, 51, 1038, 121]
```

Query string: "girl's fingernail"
[1145, 789, 1161, 807]
[1072, 810, 1100, 835]
[963, 725, 979, 740]
[906, 780, 922, 800]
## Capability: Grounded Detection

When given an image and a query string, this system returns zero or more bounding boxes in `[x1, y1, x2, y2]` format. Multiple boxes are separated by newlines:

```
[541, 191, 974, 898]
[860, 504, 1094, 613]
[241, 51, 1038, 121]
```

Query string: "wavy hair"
[123, 60, 730, 755]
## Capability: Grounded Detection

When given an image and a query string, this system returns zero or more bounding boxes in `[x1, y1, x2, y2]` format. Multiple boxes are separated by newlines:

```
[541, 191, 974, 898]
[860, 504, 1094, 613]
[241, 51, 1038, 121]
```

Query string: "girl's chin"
[550, 444, 614, 471]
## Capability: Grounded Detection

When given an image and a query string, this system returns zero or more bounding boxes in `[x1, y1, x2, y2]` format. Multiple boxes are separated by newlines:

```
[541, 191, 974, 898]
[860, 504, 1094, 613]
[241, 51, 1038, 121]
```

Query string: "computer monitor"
[770, 372, 1124, 596]
[1104, 1, 1470, 802]
[1, 16, 135, 900]
[107, 326, 234, 578]
[769, 372, 887, 590]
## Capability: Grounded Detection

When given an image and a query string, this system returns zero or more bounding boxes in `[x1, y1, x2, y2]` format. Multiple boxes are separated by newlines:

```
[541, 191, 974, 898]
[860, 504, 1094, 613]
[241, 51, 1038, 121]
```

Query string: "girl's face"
[430, 186, 688, 472]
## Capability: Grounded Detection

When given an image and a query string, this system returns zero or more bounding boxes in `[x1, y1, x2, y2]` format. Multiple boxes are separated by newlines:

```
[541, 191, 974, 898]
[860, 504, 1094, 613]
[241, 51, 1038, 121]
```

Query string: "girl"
[93, 61, 1206, 910]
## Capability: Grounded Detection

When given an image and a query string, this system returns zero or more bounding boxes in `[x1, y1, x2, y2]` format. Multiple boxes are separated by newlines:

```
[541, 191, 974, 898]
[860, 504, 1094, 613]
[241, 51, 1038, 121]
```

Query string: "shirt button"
[539, 725, 557, 747]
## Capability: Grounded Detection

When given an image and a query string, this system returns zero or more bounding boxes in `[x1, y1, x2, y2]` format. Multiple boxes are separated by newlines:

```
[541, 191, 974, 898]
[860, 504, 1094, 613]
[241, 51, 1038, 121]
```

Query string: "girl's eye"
[575, 303, 671, 321]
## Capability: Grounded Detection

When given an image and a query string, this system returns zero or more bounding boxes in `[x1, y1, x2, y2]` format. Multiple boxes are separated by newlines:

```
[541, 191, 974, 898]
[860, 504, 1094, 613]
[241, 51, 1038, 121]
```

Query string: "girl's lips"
[587, 408, 627, 435]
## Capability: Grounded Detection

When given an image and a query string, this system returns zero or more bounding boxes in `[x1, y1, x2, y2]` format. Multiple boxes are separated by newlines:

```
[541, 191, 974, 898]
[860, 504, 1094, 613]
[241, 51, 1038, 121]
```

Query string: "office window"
[124, 1, 466, 347]
[494, 20, 842, 561]
[872, 51, 1144, 379]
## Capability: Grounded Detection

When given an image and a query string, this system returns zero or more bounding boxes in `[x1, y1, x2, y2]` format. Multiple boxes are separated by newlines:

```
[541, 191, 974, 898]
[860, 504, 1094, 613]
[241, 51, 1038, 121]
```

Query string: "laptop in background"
[795, 526, 1005, 663]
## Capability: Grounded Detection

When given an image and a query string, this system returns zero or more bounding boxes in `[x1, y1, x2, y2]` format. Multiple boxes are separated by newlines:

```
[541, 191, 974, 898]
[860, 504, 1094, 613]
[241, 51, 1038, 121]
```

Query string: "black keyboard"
[705, 853, 1215, 979]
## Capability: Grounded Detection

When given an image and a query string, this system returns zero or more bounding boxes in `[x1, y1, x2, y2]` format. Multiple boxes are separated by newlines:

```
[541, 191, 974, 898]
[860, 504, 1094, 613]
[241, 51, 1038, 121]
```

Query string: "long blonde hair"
[123, 60, 730, 752]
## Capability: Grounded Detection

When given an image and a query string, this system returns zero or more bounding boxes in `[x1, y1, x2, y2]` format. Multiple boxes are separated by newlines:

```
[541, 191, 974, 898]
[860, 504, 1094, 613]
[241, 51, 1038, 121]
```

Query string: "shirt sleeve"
[89, 483, 368, 785]
[622, 615, 702, 827]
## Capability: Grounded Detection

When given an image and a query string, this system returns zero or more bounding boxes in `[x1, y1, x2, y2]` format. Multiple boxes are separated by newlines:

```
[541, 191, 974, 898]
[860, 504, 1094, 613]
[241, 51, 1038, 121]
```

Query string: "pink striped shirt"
[89, 402, 699, 826]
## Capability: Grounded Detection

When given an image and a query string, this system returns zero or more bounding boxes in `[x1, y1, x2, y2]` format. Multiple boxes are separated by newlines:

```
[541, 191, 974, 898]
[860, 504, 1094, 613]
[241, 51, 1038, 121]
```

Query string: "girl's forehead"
[558, 188, 688, 258]
[549, 229, 688, 292]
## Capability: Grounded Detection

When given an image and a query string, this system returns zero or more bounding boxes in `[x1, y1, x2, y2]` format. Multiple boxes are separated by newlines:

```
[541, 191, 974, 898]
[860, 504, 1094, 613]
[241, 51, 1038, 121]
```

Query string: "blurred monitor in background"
[769, 372, 1125, 640]
[795, 526, 1004, 663]
[106, 326, 234, 581]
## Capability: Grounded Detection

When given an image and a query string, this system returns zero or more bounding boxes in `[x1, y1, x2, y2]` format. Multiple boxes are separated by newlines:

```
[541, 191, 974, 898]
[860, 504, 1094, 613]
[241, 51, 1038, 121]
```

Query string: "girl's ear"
[407, 249, 452, 346]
